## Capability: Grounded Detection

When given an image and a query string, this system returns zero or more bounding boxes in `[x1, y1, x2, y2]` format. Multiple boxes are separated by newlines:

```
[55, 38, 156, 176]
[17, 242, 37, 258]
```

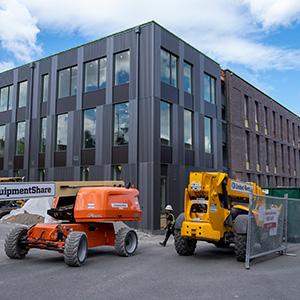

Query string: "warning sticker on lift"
[112, 203, 128, 209]
[210, 203, 218, 212]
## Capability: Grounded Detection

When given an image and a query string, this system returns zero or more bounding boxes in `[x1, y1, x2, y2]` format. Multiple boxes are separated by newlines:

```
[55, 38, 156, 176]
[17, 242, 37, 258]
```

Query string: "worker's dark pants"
[163, 229, 174, 245]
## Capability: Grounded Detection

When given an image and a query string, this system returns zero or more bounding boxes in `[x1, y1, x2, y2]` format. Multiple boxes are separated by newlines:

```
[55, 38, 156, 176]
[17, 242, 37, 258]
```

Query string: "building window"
[58, 66, 77, 98]
[83, 108, 96, 149]
[0, 85, 13, 112]
[84, 57, 107, 92]
[256, 135, 260, 168]
[40, 117, 47, 153]
[272, 111, 276, 137]
[266, 138, 269, 169]
[80, 167, 90, 181]
[204, 73, 216, 104]
[244, 95, 249, 126]
[254, 101, 259, 131]
[184, 110, 192, 149]
[112, 165, 122, 180]
[114, 51, 130, 86]
[39, 169, 46, 181]
[41, 74, 49, 102]
[281, 144, 284, 173]
[245, 131, 250, 164]
[204, 117, 212, 154]
[183, 62, 192, 94]
[264, 106, 268, 134]
[18, 81, 28, 108]
[160, 49, 177, 88]
[16, 121, 26, 155]
[274, 141, 277, 171]
[0, 125, 5, 157]
[56, 113, 68, 151]
[286, 119, 289, 143]
[160, 101, 171, 145]
[114, 102, 129, 145]
[280, 115, 283, 139]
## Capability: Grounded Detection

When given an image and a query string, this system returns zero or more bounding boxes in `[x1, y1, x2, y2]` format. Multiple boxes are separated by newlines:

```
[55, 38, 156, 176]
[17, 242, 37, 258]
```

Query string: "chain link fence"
[245, 194, 288, 269]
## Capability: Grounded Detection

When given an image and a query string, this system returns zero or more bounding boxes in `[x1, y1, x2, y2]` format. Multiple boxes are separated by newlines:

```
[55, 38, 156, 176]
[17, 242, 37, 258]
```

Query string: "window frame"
[41, 74, 49, 103]
[184, 109, 193, 149]
[0, 85, 13, 112]
[114, 50, 130, 86]
[18, 81, 28, 108]
[39, 117, 47, 153]
[84, 57, 107, 92]
[183, 61, 193, 94]
[57, 66, 78, 99]
[160, 101, 172, 146]
[113, 102, 129, 146]
[0, 124, 6, 157]
[160, 48, 178, 88]
[56, 113, 68, 152]
[82, 108, 97, 149]
[204, 73, 216, 104]
[16, 121, 26, 155]
[204, 116, 212, 154]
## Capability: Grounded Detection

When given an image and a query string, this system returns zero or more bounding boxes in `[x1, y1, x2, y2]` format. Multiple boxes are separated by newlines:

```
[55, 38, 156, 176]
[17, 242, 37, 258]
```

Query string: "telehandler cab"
[174, 172, 265, 261]
[4, 181, 142, 266]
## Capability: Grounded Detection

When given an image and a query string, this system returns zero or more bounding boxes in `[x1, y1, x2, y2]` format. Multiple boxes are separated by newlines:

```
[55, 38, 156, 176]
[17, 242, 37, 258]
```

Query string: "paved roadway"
[0, 224, 300, 300]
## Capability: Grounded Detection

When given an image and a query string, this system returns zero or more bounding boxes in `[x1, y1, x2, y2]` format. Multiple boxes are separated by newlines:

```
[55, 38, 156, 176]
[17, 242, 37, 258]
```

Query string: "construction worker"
[159, 205, 175, 247]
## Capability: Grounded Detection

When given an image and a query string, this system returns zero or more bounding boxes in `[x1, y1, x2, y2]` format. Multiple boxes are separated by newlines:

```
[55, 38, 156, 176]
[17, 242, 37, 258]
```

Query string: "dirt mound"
[0, 212, 44, 225]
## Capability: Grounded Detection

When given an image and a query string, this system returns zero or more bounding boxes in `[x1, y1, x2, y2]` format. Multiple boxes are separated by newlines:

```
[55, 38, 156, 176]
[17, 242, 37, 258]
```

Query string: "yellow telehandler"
[174, 172, 265, 261]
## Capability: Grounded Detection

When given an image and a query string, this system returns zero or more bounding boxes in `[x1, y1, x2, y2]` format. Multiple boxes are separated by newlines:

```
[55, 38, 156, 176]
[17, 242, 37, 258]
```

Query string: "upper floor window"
[0, 125, 5, 157]
[83, 108, 96, 149]
[183, 62, 192, 94]
[41, 74, 49, 102]
[56, 113, 68, 151]
[40, 117, 47, 153]
[254, 101, 259, 131]
[16, 121, 26, 155]
[160, 101, 171, 145]
[58, 66, 77, 99]
[84, 57, 107, 92]
[204, 117, 212, 153]
[113, 102, 129, 145]
[204, 73, 216, 104]
[160, 49, 177, 88]
[245, 131, 250, 162]
[264, 106, 268, 134]
[114, 51, 130, 86]
[18, 81, 28, 108]
[184, 110, 192, 149]
[0, 85, 13, 112]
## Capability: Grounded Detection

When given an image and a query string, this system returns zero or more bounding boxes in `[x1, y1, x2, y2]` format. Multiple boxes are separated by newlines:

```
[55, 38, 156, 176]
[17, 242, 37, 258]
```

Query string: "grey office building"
[0, 22, 223, 230]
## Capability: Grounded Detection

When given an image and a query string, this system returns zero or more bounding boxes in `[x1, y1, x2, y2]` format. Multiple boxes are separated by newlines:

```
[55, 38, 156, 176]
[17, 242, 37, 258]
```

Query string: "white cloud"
[0, 60, 15, 72]
[1, 0, 300, 73]
[0, 0, 41, 62]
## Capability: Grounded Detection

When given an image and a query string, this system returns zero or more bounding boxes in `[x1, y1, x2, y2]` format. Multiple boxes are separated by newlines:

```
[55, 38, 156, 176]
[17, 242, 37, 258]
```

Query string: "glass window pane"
[0, 125, 5, 157]
[160, 101, 171, 145]
[205, 117, 212, 154]
[210, 76, 216, 104]
[170, 55, 177, 87]
[16, 121, 26, 155]
[160, 49, 170, 85]
[99, 57, 107, 89]
[114, 51, 130, 85]
[40, 117, 47, 153]
[18, 81, 27, 108]
[0, 86, 8, 112]
[204, 74, 211, 103]
[85, 60, 98, 92]
[58, 68, 70, 98]
[71, 66, 78, 96]
[8, 85, 13, 110]
[56, 114, 68, 151]
[42, 74, 49, 102]
[184, 62, 192, 93]
[83, 108, 96, 149]
[184, 110, 192, 149]
[114, 103, 129, 145]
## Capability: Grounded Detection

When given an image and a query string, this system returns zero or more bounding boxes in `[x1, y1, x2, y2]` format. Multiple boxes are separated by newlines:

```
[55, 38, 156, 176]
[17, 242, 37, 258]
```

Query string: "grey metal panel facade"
[0, 21, 223, 230]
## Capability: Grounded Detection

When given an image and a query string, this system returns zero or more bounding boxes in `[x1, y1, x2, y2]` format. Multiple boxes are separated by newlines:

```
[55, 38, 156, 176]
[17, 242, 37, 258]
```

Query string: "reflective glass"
[184, 62, 192, 93]
[85, 60, 98, 92]
[160, 101, 171, 145]
[42, 74, 49, 102]
[160, 49, 170, 85]
[83, 108, 96, 149]
[184, 110, 192, 149]
[0, 86, 8, 112]
[114, 103, 129, 145]
[56, 114, 68, 151]
[115, 51, 130, 85]
[205, 117, 212, 153]
[40, 117, 47, 153]
[170, 55, 177, 87]
[58, 68, 70, 98]
[18, 81, 27, 108]
[8, 85, 13, 110]
[16, 121, 26, 155]
[0, 125, 5, 157]
[99, 57, 107, 89]
[71, 66, 78, 96]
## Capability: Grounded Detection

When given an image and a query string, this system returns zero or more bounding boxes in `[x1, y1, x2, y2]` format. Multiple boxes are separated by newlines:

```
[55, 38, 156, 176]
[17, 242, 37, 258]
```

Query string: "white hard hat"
[165, 205, 173, 211]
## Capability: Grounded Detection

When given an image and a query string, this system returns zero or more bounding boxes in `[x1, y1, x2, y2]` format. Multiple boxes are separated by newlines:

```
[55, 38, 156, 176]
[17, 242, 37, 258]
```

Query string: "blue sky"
[0, 0, 299, 117]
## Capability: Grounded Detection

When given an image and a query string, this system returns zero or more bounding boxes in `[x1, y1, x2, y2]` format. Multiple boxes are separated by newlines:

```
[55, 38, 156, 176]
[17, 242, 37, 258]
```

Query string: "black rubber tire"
[234, 233, 247, 262]
[5, 225, 28, 259]
[213, 239, 231, 248]
[174, 230, 197, 256]
[115, 228, 138, 257]
[64, 231, 88, 267]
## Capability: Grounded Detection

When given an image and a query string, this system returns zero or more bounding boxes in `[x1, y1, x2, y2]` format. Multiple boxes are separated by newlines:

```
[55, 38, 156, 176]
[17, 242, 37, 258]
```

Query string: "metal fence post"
[284, 193, 288, 254]
[245, 192, 253, 269]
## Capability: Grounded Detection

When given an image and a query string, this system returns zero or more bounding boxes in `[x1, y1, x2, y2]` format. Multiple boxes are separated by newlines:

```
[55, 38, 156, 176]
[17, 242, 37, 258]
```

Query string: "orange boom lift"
[4, 181, 142, 266]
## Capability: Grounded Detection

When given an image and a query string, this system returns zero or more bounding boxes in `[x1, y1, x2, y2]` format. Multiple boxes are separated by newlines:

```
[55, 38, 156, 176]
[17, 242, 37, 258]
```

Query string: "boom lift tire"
[213, 238, 231, 248]
[64, 231, 88, 267]
[5, 225, 28, 259]
[174, 230, 197, 256]
[234, 233, 247, 262]
[115, 228, 138, 257]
